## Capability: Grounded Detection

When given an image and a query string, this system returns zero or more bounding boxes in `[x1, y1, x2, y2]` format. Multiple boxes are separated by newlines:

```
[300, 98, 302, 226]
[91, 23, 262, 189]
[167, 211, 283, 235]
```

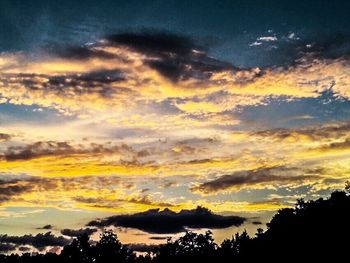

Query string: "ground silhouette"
[1, 189, 350, 262]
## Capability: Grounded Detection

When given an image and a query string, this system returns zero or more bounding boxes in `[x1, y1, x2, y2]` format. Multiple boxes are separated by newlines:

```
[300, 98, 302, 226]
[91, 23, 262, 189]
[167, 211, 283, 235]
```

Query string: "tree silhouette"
[1, 189, 350, 262]
[94, 230, 134, 263]
[345, 180, 350, 193]
[153, 230, 217, 263]
[219, 230, 251, 260]
[61, 234, 92, 263]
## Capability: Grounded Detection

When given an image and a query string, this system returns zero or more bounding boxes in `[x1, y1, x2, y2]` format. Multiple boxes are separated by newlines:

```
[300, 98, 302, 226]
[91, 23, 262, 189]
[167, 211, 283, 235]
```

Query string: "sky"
[1, 0, 350, 254]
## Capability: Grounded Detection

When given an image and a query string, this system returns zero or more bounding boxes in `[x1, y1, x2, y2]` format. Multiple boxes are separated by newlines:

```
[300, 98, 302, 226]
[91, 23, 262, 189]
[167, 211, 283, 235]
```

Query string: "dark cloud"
[252, 122, 350, 142]
[192, 166, 320, 194]
[0, 179, 33, 203]
[73, 194, 175, 209]
[18, 246, 31, 252]
[149, 236, 170, 240]
[73, 196, 105, 204]
[60, 228, 97, 237]
[107, 31, 233, 82]
[316, 138, 350, 151]
[75, 70, 124, 84]
[161, 180, 177, 189]
[87, 206, 245, 234]
[1, 141, 136, 161]
[0, 243, 16, 253]
[1, 70, 128, 104]
[37, 225, 53, 230]
[126, 196, 175, 208]
[3, 141, 75, 161]
[0, 232, 70, 251]
[300, 33, 350, 60]
[49, 44, 116, 60]
[107, 31, 203, 57]
[0, 133, 11, 142]
[248, 32, 350, 68]
[46, 69, 125, 91]
[0, 175, 127, 206]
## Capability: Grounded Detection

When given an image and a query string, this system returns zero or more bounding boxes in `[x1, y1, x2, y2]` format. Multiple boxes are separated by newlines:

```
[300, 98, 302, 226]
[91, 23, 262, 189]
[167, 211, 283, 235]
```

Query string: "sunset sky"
[1, 0, 350, 254]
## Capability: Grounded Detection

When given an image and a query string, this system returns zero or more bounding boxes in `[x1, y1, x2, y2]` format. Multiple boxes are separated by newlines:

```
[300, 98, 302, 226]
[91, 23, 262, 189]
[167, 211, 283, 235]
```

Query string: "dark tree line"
[1, 190, 350, 262]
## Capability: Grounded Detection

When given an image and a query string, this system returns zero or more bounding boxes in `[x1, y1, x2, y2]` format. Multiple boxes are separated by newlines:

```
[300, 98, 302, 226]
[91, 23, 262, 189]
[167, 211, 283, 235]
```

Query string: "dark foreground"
[1, 188, 350, 262]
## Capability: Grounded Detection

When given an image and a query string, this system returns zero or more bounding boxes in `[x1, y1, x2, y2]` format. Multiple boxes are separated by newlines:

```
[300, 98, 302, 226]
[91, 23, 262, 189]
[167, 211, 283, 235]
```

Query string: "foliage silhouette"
[1, 190, 350, 262]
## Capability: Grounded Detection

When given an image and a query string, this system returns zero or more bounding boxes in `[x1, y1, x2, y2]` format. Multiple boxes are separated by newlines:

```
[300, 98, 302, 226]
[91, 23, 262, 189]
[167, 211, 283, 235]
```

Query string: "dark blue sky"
[1, 0, 350, 67]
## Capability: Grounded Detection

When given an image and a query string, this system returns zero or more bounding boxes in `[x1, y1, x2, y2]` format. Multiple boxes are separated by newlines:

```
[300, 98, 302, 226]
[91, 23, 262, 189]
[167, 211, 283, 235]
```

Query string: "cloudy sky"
[1, 0, 350, 254]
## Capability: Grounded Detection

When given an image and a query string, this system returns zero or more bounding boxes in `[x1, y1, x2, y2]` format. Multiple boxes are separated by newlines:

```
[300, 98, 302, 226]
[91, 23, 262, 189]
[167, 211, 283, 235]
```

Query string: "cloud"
[0, 243, 17, 253]
[0, 133, 11, 142]
[314, 139, 350, 151]
[0, 179, 33, 203]
[2, 141, 76, 161]
[1, 30, 350, 218]
[1, 30, 350, 117]
[49, 44, 117, 61]
[37, 225, 53, 230]
[1, 141, 135, 161]
[0, 232, 70, 251]
[0, 31, 237, 115]
[60, 228, 97, 237]
[250, 35, 278, 46]
[230, 121, 350, 145]
[87, 206, 245, 234]
[0, 173, 180, 212]
[126, 196, 176, 208]
[73, 194, 176, 210]
[0, 176, 128, 210]
[191, 166, 321, 194]
[149, 236, 170, 240]
[258, 36, 278, 42]
[301, 33, 350, 59]
[18, 246, 31, 252]
[0, 136, 267, 179]
[303, 137, 350, 158]
[107, 31, 232, 82]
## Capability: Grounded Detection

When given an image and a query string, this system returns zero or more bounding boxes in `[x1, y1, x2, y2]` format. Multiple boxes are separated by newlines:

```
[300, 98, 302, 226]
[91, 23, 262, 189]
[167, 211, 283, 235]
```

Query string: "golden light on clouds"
[1, 32, 350, 232]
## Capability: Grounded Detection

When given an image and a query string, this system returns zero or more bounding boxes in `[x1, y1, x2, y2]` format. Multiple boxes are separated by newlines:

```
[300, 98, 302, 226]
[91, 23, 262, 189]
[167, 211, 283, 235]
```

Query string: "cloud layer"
[1, 31, 350, 118]
[0, 232, 70, 251]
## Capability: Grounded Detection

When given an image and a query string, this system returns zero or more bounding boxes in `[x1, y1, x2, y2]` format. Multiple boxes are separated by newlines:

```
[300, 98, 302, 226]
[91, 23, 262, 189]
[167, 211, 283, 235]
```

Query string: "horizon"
[1, 0, 350, 255]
